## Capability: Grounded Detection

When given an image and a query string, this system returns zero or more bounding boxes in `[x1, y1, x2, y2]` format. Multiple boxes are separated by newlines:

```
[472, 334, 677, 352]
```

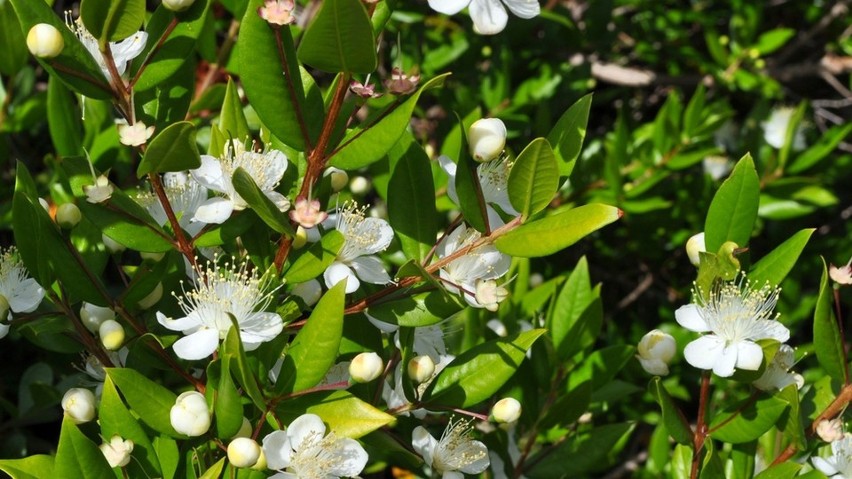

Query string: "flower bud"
[118, 121, 155, 147]
[251, 448, 268, 470]
[636, 329, 676, 376]
[61, 388, 96, 424]
[170, 391, 211, 436]
[162, 0, 196, 11]
[232, 417, 253, 440]
[289, 198, 327, 228]
[817, 419, 845, 443]
[408, 355, 435, 384]
[349, 176, 371, 195]
[685, 232, 706, 267]
[102, 234, 126, 253]
[138, 283, 163, 309]
[56, 203, 82, 229]
[99, 319, 125, 350]
[100, 436, 134, 468]
[492, 397, 521, 423]
[291, 279, 322, 307]
[349, 352, 384, 383]
[80, 302, 116, 333]
[27, 24, 64, 58]
[474, 279, 509, 312]
[468, 118, 507, 162]
[292, 226, 308, 249]
[228, 437, 261, 468]
[324, 167, 349, 192]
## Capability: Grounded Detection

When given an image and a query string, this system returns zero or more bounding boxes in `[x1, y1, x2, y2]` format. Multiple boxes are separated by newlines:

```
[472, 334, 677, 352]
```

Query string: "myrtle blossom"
[67, 13, 147, 77]
[262, 413, 368, 479]
[428, 0, 540, 35]
[762, 106, 806, 151]
[676, 277, 789, 378]
[0, 247, 45, 339]
[813, 435, 852, 478]
[258, 0, 296, 26]
[156, 259, 283, 360]
[438, 224, 511, 308]
[135, 172, 209, 236]
[439, 155, 518, 227]
[412, 418, 490, 479]
[752, 344, 803, 392]
[830, 257, 852, 285]
[384, 352, 454, 417]
[323, 202, 393, 294]
[190, 142, 290, 224]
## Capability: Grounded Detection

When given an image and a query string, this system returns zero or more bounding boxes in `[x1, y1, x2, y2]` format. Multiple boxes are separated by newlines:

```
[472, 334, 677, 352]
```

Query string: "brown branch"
[148, 173, 197, 269]
[691, 372, 711, 479]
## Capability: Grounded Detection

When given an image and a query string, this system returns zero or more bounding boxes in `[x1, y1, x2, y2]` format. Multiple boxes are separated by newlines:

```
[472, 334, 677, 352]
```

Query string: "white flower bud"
[61, 388, 96, 424]
[686, 232, 706, 267]
[138, 283, 163, 309]
[100, 436, 134, 468]
[83, 175, 113, 204]
[140, 251, 166, 262]
[529, 273, 543, 288]
[324, 167, 349, 192]
[99, 319, 125, 350]
[170, 391, 211, 436]
[162, 0, 196, 11]
[27, 24, 64, 58]
[231, 416, 253, 440]
[228, 437, 261, 468]
[636, 329, 677, 376]
[492, 397, 521, 423]
[468, 118, 507, 162]
[349, 352, 384, 383]
[291, 279, 322, 306]
[474, 279, 509, 312]
[102, 234, 126, 253]
[349, 176, 371, 195]
[408, 355, 435, 384]
[80, 302, 116, 333]
[56, 203, 82, 229]
[817, 419, 845, 443]
[292, 226, 308, 249]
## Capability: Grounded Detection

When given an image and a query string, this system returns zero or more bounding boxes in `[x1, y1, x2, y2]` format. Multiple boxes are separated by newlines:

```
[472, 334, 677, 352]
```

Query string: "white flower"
[685, 232, 706, 267]
[118, 121, 155, 147]
[830, 257, 852, 286]
[676, 278, 789, 378]
[469, 118, 507, 162]
[190, 142, 290, 224]
[262, 413, 368, 479]
[61, 388, 96, 424]
[27, 24, 64, 58]
[702, 155, 733, 181]
[228, 437, 261, 468]
[818, 419, 845, 444]
[412, 419, 490, 479]
[438, 224, 511, 308]
[349, 352, 384, 383]
[474, 279, 509, 312]
[492, 398, 521, 423]
[170, 391, 211, 436]
[384, 355, 453, 417]
[156, 259, 283, 360]
[0, 247, 45, 338]
[291, 279, 323, 307]
[439, 155, 518, 226]
[752, 344, 803, 391]
[636, 329, 677, 376]
[813, 435, 852, 478]
[762, 107, 806, 151]
[68, 15, 147, 77]
[100, 436, 134, 468]
[323, 202, 393, 294]
[428, 0, 540, 34]
[135, 172, 209, 236]
[83, 175, 113, 204]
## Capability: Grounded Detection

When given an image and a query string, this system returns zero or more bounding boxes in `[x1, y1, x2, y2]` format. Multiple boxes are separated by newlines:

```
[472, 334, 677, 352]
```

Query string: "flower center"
[434, 418, 486, 473]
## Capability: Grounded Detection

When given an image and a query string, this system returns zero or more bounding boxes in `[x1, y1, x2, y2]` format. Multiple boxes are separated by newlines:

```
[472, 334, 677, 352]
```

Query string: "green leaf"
[748, 229, 814, 287]
[284, 230, 345, 283]
[682, 84, 706, 139]
[423, 329, 545, 408]
[704, 153, 760, 252]
[566, 345, 635, 391]
[329, 73, 450, 169]
[454, 116, 490, 233]
[212, 357, 244, 439]
[54, 417, 113, 478]
[106, 368, 180, 437]
[137, 121, 201, 178]
[508, 138, 559, 220]
[548, 257, 595, 358]
[539, 381, 592, 429]
[754, 462, 803, 479]
[297, 0, 376, 73]
[366, 291, 465, 328]
[222, 322, 267, 410]
[777, 384, 806, 450]
[494, 204, 622, 257]
[649, 378, 693, 445]
[153, 436, 179, 479]
[0, 455, 55, 479]
[387, 135, 438, 262]
[277, 281, 345, 394]
[100, 377, 161, 476]
[274, 390, 394, 438]
[547, 93, 592, 179]
[47, 76, 83, 157]
[80, 0, 145, 43]
[709, 395, 788, 443]
[219, 78, 251, 142]
[198, 458, 226, 479]
[777, 102, 807, 170]
[754, 28, 796, 55]
[813, 259, 848, 384]
[0, 1, 26, 75]
[231, 167, 293, 235]
[526, 423, 635, 478]
[788, 122, 852, 174]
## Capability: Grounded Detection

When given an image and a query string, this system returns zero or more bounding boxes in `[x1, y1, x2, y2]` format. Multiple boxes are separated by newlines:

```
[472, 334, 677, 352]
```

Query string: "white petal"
[156, 311, 202, 332]
[0, 322, 9, 339]
[458, 439, 490, 473]
[262, 150, 289, 187]
[7, 278, 44, 313]
[287, 414, 326, 451]
[674, 304, 710, 332]
[712, 343, 739, 378]
[191, 155, 228, 192]
[262, 430, 293, 470]
[172, 329, 220, 360]
[350, 256, 391, 285]
[193, 197, 235, 224]
[637, 357, 669, 376]
[412, 426, 438, 467]
[269, 473, 298, 479]
[326, 438, 369, 477]
[110, 32, 148, 75]
[438, 156, 459, 205]
[735, 341, 763, 371]
[502, 0, 540, 18]
[324, 262, 359, 293]
[443, 472, 465, 479]
[366, 312, 399, 333]
[469, 0, 509, 35]
[752, 319, 790, 343]
[349, 217, 394, 256]
[265, 191, 291, 212]
[682, 335, 724, 371]
[240, 312, 284, 344]
[811, 456, 839, 475]
[428, 0, 471, 15]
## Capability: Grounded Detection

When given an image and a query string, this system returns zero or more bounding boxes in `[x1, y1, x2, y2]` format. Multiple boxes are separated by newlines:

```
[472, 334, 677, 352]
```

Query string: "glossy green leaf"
[649, 378, 693, 445]
[788, 122, 852, 174]
[106, 368, 180, 437]
[814, 259, 848, 384]
[704, 153, 760, 252]
[277, 281, 345, 394]
[754, 462, 803, 479]
[284, 230, 345, 283]
[387, 135, 438, 262]
[777, 383, 806, 450]
[748, 229, 814, 287]
[231, 167, 293, 235]
[274, 390, 394, 438]
[136, 56, 196, 130]
[566, 345, 635, 391]
[219, 78, 251, 142]
[508, 138, 559, 220]
[194, 209, 257, 248]
[494, 204, 622, 257]
[54, 417, 113, 478]
[0, 455, 55, 479]
[222, 321, 267, 410]
[366, 290, 465, 328]
[423, 329, 545, 408]
[80, 0, 145, 42]
[526, 423, 635, 478]
[329, 73, 450, 169]
[709, 395, 788, 443]
[547, 93, 592, 179]
[549, 257, 592, 358]
[454, 116, 490, 233]
[0, 1, 26, 75]
[100, 377, 161, 476]
[297, 0, 376, 73]
[47, 76, 83, 157]
[137, 121, 200, 177]
[198, 458, 226, 479]
[212, 357, 244, 439]
[153, 436, 178, 479]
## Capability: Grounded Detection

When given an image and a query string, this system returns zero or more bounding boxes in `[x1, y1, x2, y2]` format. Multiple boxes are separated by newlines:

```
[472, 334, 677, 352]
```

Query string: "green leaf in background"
[106, 368, 180, 437]
[276, 281, 345, 394]
[297, 0, 376, 73]
[137, 121, 200, 177]
[219, 78, 251, 142]
[709, 395, 788, 443]
[754, 28, 796, 55]
[547, 93, 592, 179]
[366, 291, 465, 328]
[231, 167, 294, 235]
[753, 462, 803, 479]
[787, 122, 852, 174]
[54, 417, 113, 478]
[526, 423, 635, 478]
[423, 329, 545, 408]
[284, 230, 345, 283]
[566, 345, 635, 391]
[0, 455, 54, 479]
[777, 383, 806, 450]
[682, 84, 706, 139]
[329, 73, 450, 169]
[649, 378, 693, 445]
[275, 390, 394, 438]
[494, 203, 622, 257]
[0, 1, 27, 75]
[748, 228, 814, 287]
[704, 153, 760, 252]
[508, 138, 559, 220]
[47, 76, 83, 157]
[100, 377, 162, 477]
[80, 0, 145, 43]
[211, 357, 244, 439]
[388, 135, 438, 262]
[813, 259, 848, 384]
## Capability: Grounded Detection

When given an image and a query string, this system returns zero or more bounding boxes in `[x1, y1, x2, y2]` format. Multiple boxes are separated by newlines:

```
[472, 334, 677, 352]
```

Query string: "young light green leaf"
[753, 462, 803, 479]
[153, 436, 178, 479]
[709, 395, 788, 443]
[704, 153, 760, 252]
[297, 0, 376, 73]
[137, 121, 200, 178]
[548, 257, 592, 356]
[547, 93, 592, 179]
[387, 135, 438, 262]
[198, 458, 226, 479]
[787, 122, 852, 174]
[754, 28, 796, 55]
[813, 259, 848, 384]
[494, 204, 622, 257]
[508, 138, 559, 220]
[0, 455, 55, 479]
[231, 167, 293, 235]
[649, 377, 693, 445]
[100, 377, 162, 477]
[748, 229, 814, 287]
[284, 230, 345, 283]
[80, 0, 145, 43]
[105, 368, 180, 437]
[54, 417, 113, 478]
[275, 390, 394, 438]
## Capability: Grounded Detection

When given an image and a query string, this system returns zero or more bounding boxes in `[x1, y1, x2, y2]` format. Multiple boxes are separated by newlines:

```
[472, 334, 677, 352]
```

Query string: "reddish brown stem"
[771, 383, 852, 465]
[691, 372, 711, 479]
[148, 173, 197, 269]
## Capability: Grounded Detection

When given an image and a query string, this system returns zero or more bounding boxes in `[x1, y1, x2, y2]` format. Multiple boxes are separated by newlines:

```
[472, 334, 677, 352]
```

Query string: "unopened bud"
[231, 417, 253, 440]
[686, 232, 706, 267]
[817, 419, 845, 443]
[292, 226, 308, 249]
[469, 118, 507, 163]
[228, 437, 261, 468]
[102, 234, 126, 253]
[636, 329, 676, 376]
[61, 388, 96, 424]
[324, 167, 349, 192]
[492, 397, 521, 423]
[99, 319, 125, 350]
[27, 24, 64, 58]
[349, 352, 384, 383]
[408, 355, 435, 384]
[80, 302, 116, 333]
[291, 279, 322, 306]
[162, 0, 196, 11]
[289, 198, 327, 228]
[349, 176, 371, 195]
[170, 391, 211, 437]
[56, 203, 81, 229]
[100, 436, 134, 468]
[138, 282, 163, 309]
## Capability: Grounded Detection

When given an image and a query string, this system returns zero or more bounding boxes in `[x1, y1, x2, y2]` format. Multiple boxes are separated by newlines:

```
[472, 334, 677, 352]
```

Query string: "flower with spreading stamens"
[323, 201, 393, 294]
[427, 0, 540, 35]
[156, 259, 283, 360]
[752, 344, 803, 391]
[412, 418, 490, 479]
[0, 247, 45, 339]
[439, 155, 518, 226]
[135, 172, 209, 236]
[437, 224, 510, 308]
[813, 435, 852, 478]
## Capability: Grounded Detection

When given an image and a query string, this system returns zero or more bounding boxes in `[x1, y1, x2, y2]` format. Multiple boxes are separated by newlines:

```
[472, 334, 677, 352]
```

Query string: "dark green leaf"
[137, 121, 200, 177]
[54, 417, 113, 478]
[366, 291, 465, 328]
[212, 357, 244, 439]
[508, 138, 559, 220]
[704, 153, 760, 252]
[649, 378, 693, 445]
[231, 167, 293, 235]
[0, 1, 26, 75]
[47, 76, 83, 156]
[709, 395, 788, 443]
[284, 230, 345, 283]
[106, 368, 180, 437]
[788, 123, 852, 174]
[219, 78, 251, 142]
[813, 259, 848, 384]
[387, 134, 438, 262]
[526, 423, 635, 478]
[80, 0, 145, 43]
[100, 377, 162, 476]
[566, 345, 635, 391]
[222, 321, 267, 410]
[297, 0, 376, 73]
